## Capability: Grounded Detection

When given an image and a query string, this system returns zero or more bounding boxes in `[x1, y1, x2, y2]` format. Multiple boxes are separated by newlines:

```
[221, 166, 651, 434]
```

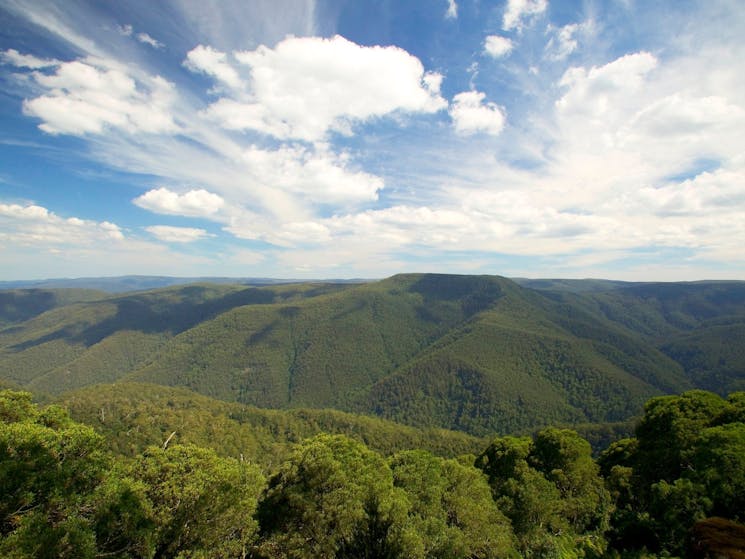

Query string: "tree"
[255, 434, 410, 559]
[0, 390, 107, 558]
[130, 443, 265, 559]
[634, 390, 728, 484]
[530, 428, 612, 535]
[390, 449, 517, 558]
[476, 430, 611, 558]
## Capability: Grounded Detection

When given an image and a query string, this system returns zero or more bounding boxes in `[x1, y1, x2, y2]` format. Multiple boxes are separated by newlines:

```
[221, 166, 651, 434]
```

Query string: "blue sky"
[1, 0, 744, 281]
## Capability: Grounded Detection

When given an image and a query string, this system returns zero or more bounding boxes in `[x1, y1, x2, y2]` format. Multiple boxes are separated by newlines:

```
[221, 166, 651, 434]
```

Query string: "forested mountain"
[1, 274, 744, 436]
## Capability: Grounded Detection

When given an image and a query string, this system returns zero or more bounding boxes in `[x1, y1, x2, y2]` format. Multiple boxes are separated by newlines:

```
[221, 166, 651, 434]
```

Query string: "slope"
[2, 274, 742, 437]
[359, 277, 690, 435]
[0, 282, 355, 393]
[125, 274, 506, 408]
[0, 288, 107, 327]
[57, 382, 486, 465]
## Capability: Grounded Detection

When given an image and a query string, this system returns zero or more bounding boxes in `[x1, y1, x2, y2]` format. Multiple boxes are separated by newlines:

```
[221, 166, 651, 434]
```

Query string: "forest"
[1, 387, 744, 558]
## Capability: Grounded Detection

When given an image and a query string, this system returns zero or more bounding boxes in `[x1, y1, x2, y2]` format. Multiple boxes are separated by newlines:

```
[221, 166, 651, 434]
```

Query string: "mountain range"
[1, 273, 743, 436]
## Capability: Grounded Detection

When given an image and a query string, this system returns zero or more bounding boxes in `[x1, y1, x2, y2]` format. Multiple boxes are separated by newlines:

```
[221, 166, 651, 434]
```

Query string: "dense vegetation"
[58, 383, 488, 466]
[1, 388, 743, 558]
[1, 274, 744, 436]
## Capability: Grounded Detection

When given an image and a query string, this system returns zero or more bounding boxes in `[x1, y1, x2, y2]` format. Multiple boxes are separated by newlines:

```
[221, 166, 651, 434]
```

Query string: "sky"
[1, 0, 744, 281]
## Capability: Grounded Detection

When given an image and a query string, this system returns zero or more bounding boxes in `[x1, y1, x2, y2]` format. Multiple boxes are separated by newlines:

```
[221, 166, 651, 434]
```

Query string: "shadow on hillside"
[10, 286, 277, 351]
[408, 274, 504, 317]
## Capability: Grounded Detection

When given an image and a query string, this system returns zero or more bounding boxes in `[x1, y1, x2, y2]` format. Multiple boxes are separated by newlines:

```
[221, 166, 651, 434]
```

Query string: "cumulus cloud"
[555, 51, 658, 139]
[195, 35, 447, 141]
[184, 45, 242, 90]
[133, 188, 225, 217]
[449, 91, 506, 135]
[1, 48, 58, 69]
[18, 56, 177, 136]
[445, 0, 458, 19]
[239, 145, 384, 205]
[0, 202, 124, 245]
[145, 225, 212, 243]
[484, 35, 514, 58]
[503, 0, 548, 31]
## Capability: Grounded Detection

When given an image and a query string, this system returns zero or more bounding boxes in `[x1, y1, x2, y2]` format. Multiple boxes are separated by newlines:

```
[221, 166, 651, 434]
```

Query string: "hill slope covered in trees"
[1, 274, 744, 435]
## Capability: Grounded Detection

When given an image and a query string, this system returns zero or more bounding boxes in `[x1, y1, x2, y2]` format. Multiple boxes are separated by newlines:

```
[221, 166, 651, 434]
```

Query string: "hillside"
[1, 273, 744, 436]
[0, 288, 107, 327]
[57, 382, 487, 465]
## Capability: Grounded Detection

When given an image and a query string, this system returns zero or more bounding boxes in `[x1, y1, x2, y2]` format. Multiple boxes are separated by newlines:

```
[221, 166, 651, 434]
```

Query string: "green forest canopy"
[1, 387, 744, 558]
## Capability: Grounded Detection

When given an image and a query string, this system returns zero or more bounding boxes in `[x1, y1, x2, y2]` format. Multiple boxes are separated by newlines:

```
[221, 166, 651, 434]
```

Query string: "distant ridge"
[0, 275, 373, 293]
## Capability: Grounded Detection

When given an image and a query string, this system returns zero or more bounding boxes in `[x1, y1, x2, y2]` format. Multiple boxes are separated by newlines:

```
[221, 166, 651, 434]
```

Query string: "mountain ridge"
[1, 273, 743, 436]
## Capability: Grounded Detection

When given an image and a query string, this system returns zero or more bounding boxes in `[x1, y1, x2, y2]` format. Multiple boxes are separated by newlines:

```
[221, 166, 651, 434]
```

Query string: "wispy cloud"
[1, 48, 59, 69]
[445, 0, 458, 20]
[145, 225, 212, 243]
[136, 32, 163, 49]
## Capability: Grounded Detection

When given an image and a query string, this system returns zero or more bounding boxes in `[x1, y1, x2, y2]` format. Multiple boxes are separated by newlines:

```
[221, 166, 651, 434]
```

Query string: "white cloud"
[449, 91, 506, 135]
[445, 0, 458, 19]
[197, 35, 446, 141]
[545, 22, 588, 60]
[19, 56, 178, 136]
[238, 145, 384, 205]
[484, 35, 514, 58]
[555, 51, 658, 136]
[136, 32, 163, 49]
[0, 203, 124, 245]
[636, 168, 745, 217]
[625, 94, 745, 140]
[1, 49, 58, 69]
[117, 24, 162, 48]
[133, 188, 225, 217]
[0, 202, 231, 279]
[145, 225, 212, 243]
[503, 0, 548, 31]
[184, 45, 242, 90]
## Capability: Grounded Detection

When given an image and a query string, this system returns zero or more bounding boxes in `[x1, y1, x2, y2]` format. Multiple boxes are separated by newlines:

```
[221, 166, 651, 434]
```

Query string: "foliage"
[59, 383, 486, 465]
[254, 434, 411, 559]
[476, 429, 611, 557]
[601, 390, 745, 556]
[1, 388, 744, 558]
[0, 390, 107, 558]
[130, 444, 264, 558]
[389, 449, 517, 558]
